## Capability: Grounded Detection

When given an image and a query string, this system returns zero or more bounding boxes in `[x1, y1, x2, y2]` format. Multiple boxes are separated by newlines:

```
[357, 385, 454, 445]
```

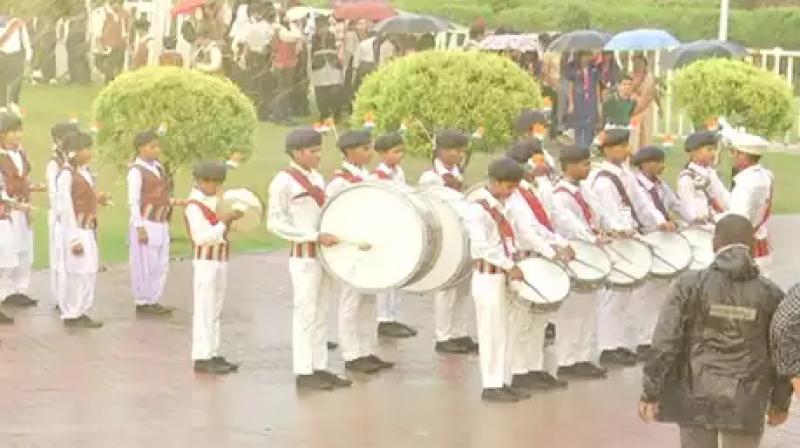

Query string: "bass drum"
[603, 238, 652, 287]
[681, 226, 715, 270]
[403, 186, 472, 294]
[566, 240, 612, 292]
[512, 257, 571, 313]
[640, 231, 692, 278]
[319, 182, 441, 292]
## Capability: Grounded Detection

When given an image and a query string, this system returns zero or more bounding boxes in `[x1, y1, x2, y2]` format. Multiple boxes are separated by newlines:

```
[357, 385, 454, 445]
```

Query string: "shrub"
[352, 51, 542, 157]
[672, 59, 794, 137]
[92, 67, 256, 175]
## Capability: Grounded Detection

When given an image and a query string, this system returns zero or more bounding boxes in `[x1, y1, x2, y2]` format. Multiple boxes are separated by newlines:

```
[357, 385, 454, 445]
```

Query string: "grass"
[16, 84, 800, 268]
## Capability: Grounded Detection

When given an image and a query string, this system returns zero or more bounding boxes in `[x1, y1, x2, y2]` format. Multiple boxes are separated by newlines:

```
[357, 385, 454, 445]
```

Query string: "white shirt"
[465, 187, 517, 271]
[551, 178, 606, 243]
[233, 18, 273, 53]
[676, 162, 730, 223]
[588, 161, 665, 233]
[57, 166, 94, 247]
[326, 161, 370, 198]
[729, 164, 773, 240]
[418, 158, 462, 189]
[370, 162, 406, 186]
[127, 157, 166, 228]
[378, 39, 396, 66]
[267, 162, 325, 244]
[634, 171, 689, 230]
[184, 188, 227, 246]
[507, 180, 567, 258]
[0, 18, 32, 60]
[353, 36, 376, 69]
[45, 156, 62, 210]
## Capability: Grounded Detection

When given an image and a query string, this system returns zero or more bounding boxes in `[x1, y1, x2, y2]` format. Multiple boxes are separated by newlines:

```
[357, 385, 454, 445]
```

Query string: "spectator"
[351, 31, 377, 91]
[602, 75, 636, 128]
[597, 51, 621, 95]
[92, 0, 131, 84]
[0, 11, 32, 107]
[270, 15, 302, 125]
[540, 51, 561, 138]
[567, 51, 601, 149]
[417, 33, 435, 51]
[378, 35, 397, 66]
[231, 1, 275, 120]
[158, 36, 184, 67]
[66, 9, 91, 85]
[639, 214, 792, 448]
[771, 283, 800, 398]
[342, 19, 369, 103]
[291, 17, 310, 117]
[630, 54, 658, 152]
[310, 15, 344, 122]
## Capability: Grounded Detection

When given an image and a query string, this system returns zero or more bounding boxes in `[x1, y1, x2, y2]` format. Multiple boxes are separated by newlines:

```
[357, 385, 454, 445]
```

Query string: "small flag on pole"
[471, 126, 485, 139]
[157, 122, 168, 136]
[364, 112, 375, 130]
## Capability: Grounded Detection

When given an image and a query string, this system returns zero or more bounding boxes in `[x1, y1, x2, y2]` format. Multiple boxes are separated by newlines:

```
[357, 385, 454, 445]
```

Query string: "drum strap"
[284, 168, 325, 207]
[595, 170, 642, 230]
[440, 173, 464, 192]
[680, 170, 725, 213]
[637, 178, 670, 222]
[478, 199, 516, 258]
[518, 186, 554, 232]
[754, 181, 773, 234]
[554, 186, 593, 225]
[334, 169, 364, 184]
[372, 169, 392, 181]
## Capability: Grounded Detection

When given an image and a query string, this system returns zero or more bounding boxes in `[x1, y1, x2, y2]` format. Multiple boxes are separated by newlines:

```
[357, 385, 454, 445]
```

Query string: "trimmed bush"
[92, 67, 256, 175]
[672, 59, 794, 137]
[352, 51, 542, 157]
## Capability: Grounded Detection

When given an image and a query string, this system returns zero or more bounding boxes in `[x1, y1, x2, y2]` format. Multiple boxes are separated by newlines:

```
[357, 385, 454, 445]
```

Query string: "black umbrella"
[666, 39, 747, 69]
[546, 30, 612, 52]
[373, 15, 447, 35]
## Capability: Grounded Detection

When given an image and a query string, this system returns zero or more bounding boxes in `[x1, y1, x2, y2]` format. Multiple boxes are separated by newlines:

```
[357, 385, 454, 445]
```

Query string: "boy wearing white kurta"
[267, 128, 351, 390]
[371, 132, 416, 339]
[418, 130, 477, 355]
[676, 131, 730, 224]
[0, 176, 17, 324]
[327, 130, 394, 374]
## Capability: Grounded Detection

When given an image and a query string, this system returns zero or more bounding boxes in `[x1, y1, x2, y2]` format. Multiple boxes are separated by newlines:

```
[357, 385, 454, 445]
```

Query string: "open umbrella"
[546, 30, 611, 52]
[665, 39, 747, 69]
[334, 1, 396, 21]
[171, 0, 208, 17]
[373, 15, 447, 35]
[479, 34, 540, 52]
[604, 28, 680, 51]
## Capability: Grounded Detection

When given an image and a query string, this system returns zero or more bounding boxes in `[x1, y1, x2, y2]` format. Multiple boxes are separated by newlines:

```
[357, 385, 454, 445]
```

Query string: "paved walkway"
[0, 216, 799, 447]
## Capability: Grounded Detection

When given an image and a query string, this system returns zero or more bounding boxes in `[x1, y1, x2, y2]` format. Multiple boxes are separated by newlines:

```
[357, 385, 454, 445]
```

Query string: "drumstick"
[604, 244, 634, 264]
[610, 265, 639, 282]
[520, 276, 553, 304]
[571, 257, 607, 274]
[341, 240, 372, 251]
[634, 237, 682, 272]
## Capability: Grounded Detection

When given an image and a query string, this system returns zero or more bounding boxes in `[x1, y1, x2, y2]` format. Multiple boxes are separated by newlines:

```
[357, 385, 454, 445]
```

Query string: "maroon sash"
[594, 170, 642, 229]
[478, 199, 516, 258]
[518, 186, 554, 231]
[284, 167, 325, 207]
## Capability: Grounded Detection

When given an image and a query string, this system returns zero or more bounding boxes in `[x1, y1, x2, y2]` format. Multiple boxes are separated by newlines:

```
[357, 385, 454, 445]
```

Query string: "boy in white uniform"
[47, 122, 78, 309]
[676, 131, 730, 224]
[514, 109, 557, 181]
[267, 128, 351, 390]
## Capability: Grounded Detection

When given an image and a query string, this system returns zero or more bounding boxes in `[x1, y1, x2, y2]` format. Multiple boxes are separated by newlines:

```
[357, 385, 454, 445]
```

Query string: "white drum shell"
[512, 257, 571, 306]
[681, 227, 715, 270]
[604, 238, 653, 287]
[641, 231, 693, 278]
[218, 188, 264, 232]
[567, 240, 612, 291]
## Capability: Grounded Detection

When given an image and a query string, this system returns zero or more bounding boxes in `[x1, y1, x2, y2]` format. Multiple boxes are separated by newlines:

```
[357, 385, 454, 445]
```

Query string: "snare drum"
[603, 238, 652, 287]
[218, 188, 264, 233]
[640, 231, 692, 278]
[319, 182, 441, 292]
[511, 257, 571, 313]
[681, 226, 715, 270]
[565, 240, 612, 292]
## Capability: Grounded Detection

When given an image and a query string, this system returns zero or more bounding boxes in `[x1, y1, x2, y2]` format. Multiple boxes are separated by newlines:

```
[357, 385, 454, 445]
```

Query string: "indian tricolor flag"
[364, 112, 376, 129]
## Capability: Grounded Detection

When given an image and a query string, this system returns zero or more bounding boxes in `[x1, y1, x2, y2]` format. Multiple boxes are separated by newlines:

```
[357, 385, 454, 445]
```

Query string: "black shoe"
[600, 349, 637, 366]
[435, 339, 470, 354]
[570, 362, 608, 379]
[54, 304, 60, 313]
[314, 370, 352, 388]
[378, 321, 414, 338]
[504, 385, 532, 399]
[544, 322, 556, 344]
[557, 365, 576, 377]
[77, 315, 103, 329]
[451, 336, 479, 353]
[194, 359, 233, 375]
[3, 293, 37, 307]
[511, 373, 536, 390]
[397, 322, 418, 337]
[296, 374, 334, 390]
[326, 341, 338, 350]
[636, 344, 652, 360]
[212, 356, 239, 372]
[344, 357, 381, 374]
[365, 354, 394, 370]
[528, 371, 568, 389]
[617, 348, 639, 365]
[0, 310, 13, 325]
[481, 387, 519, 402]
[136, 304, 172, 317]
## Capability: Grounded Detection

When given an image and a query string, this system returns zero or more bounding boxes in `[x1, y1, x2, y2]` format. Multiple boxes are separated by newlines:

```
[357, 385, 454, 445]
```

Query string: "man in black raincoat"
[639, 214, 793, 448]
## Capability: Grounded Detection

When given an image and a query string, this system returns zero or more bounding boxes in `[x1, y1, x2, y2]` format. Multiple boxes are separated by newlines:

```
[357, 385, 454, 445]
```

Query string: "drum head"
[641, 231, 692, 278]
[567, 240, 612, 284]
[402, 189, 470, 294]
[512, 257, 570, 304]
[604, 238, 652, 286]
[681, 227, 715, 270]
[218, 188, 264, 232]
[319, 182, 436, 291]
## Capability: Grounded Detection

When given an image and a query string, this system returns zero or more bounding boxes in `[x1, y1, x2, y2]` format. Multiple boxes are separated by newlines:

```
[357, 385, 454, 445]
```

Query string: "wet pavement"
[1, 216, 799, 447]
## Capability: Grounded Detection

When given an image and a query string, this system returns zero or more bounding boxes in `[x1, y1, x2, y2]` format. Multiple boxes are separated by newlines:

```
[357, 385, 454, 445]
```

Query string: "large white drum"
[640, 231, 693, 278]
[512, 257, 571, 313]
[603, 238, 652, 287]
[319, 182, 441, 292]
[402, 186, 472, 294]
[681, 226, 715, 270]
[566, 240, 612, 292]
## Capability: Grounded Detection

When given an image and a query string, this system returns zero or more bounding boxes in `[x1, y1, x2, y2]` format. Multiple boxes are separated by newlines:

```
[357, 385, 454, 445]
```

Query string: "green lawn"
[17, 85, 800, 268]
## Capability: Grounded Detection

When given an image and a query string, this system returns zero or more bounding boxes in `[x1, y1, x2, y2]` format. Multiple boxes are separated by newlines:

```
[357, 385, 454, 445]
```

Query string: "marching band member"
[267, 128, 351, 391]
[184, 160, 243, 375]
[551, 146, 611, 378]
[505, 139, 574, 390]
[465, 157, 530, 402]
[0, 159, 16, 324]
[128, 130, 176, 317]
[589, 128, 674, 366]
[327, 130, 394, 374]
[0, 110, 45, 309]
[371, 132, 417, 339]
[56, 132, 106, 328]
[727, 133, 774, 276]
[514, 109, 557, 181]
[676, 130, 730, 224]
[419, 130, 477, 355]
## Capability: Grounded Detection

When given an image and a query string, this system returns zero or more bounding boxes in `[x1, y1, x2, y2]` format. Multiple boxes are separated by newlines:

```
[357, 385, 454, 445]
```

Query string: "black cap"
[374, 132, 404, 152]
[600, 128, 630, 148]
[51, 122, 79, 141]
[506, 138, 542, 163]
[63, 132, 94, 156]
[559, 145, 591, 164]
[134, 129, 160, 150]
[338, 130, 372, 151]
[514, 109, 548, 135]
[193, 160, 228, 181]
[285, 127, 322, 153]
[0, 111, 22, 133]
[632, 145, 665, 167]
[487, 157, 524, 182]
[684, 130, 718, 152]
[435, 129, 469, 150]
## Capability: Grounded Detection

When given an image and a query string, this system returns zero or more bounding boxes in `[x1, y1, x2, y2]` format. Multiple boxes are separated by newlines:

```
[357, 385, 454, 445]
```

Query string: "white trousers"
[556, 290, 600, 367]
[288, 257, 330, 375]
[60, 273, 97, 319]
[128, 222, 170, 305]
[376, 289, 400, 323]
[191, 260, 227, 360]
[629, 278, 670, 346]
[6, 210, 32, 296]
[338, 284, 377, 362]
[58, 228, 99, 319]
[434, 279, 471, 342]
[472, 272, 509, 389]
[509, 302, 552, 375]
[597, 286, 638, 352]
[0, 219, 18, 299]
[48, 209, 62, 304]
